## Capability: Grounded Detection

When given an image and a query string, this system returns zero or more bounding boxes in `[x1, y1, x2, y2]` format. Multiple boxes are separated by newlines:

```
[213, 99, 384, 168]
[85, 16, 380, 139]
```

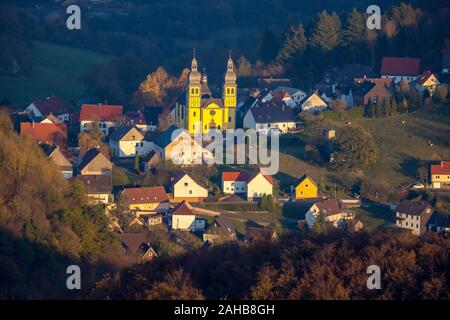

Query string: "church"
[174, 52, 237, 134]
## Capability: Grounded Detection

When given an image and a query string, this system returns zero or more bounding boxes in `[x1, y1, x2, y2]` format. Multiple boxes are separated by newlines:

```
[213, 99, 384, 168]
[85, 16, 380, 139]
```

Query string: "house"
[426, 213, 450, 236]
[108, 125, 151, 158]
[322, 129, 336, 140]
[122, 186, 169, 218]
[295, 174, 318, 200]
[77, 148, 113, 176]
[395, 200, 433, 236]
[431, 161, 450, 189]
[120, 233, 158, 262]
[151, 125, 213, 166]
[442, 55, 450, 74]
[125, 107, 163, 132]
[272, 90, 297, 109]
[74, 174, 112, 204]
[380, 57, 421, 83]
[243, 102, 296, 134]
[40, 114, 62, 124]
[299, 92, 328, 113]
[246, 171, 273, 201]
[203, 215, 237, 244]
[305, 198, 355, 228]
[20, 122, 67, 147]
[79, 104, 123, 135]
[222, 172, 249, 195]
[143, 106, 164, 130]
[44, 145, 73, 179]
[244, 227, 277, 244]
[142, 150, 161, 173]
[272, 86, 307, 106]
[352, 81, 393, 106]
[414, 71, 440, 96]
[171, 172, 208, 202]
[25, 95, 69, 122]
[171, 201, 206, 232]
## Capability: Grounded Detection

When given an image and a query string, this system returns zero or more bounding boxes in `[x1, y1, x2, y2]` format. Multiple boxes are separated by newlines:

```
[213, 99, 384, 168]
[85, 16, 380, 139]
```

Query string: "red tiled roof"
[431, 161, 450, 175]
[172, 201, 195, 216]
[122, 186, 168, 204]
[79, 104, 123, 122]
[20, 122, 67, 145]
[247, 172, 273, 185]
[31, 95, 68, 116]
[381, 57, 421, 76]
[222, 172, 250, 182]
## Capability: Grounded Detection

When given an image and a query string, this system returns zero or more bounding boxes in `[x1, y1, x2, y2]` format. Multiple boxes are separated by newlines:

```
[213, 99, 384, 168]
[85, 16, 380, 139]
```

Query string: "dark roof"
[335, 64, 376, 83]
[122, 186, 169, 204]
[125, 110, 147, 125]
[108, 125, 138, 141]
[120, 233, 149, 255]
[31, 95, 68, 116]
[207, 215, 236, 237]
[297, 174, 318, 188]
[314, 198, 349, 217]
[144, 150, 159, 163]
[172, 201, 196, 216]
[381, 57, 421, 76]
[143, 106, 163, 126]
[75, 175, 112, 194]
[352, 81, 377, 97]
[78, 148, 105, 172]
[396, 200, 431, 216]
[249, 103, 294, 124]
[154, 125, 183, 148]
[200, 97, 223, 108]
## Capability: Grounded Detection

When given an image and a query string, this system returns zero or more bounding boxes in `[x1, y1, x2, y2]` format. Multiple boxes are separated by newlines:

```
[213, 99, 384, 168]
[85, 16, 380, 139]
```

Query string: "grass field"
[277, 106, 450, 194]
[0, 41, 113, 108]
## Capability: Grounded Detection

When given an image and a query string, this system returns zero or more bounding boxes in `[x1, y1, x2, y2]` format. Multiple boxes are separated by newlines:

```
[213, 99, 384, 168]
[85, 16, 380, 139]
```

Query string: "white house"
[45, 145, 73, 179]
[108, 125, 152, 158]
[246, 172, 273, 200]
[151, 125, 213, 166]
[171, 172, 208, 202]
[299, 93, 328, 113]
[243, 103, 296, 134]
[222, 172, 249, 195]
[79, 104, 124, 135]
[414, 71, 440, 96]
[380, 57, 421, 83]
[273, 86, 307, 106]
[222, 171, 273, 200]
[305, 198, 354, 228]
[171, 201, 206, 232]
[25, 96, 69, 122]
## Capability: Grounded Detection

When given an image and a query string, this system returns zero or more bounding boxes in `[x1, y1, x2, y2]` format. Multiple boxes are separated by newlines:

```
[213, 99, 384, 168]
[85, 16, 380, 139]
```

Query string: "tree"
[333, 126, 377, 170]
[311, 11, 342, 52]
[259, 194, 268, 211]
[134, 153, 140, 173]
[398, 80, 410, 95]
[77, 121, 105, 151]
[390, 97, 398, 116]
[276, 24, 308, 65]
[344, 8, 365, 46]
[259, 28, 280, 64]
[236, 56, 253, 77]
[311, 211, 333, 235]
[417, 166, 428, 184]
[433, 85, 448, 104]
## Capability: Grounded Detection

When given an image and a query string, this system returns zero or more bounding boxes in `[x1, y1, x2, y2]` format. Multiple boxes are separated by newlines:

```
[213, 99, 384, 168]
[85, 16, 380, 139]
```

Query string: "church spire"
[225, 50, 237, 84]
[189, 48, 201, 85]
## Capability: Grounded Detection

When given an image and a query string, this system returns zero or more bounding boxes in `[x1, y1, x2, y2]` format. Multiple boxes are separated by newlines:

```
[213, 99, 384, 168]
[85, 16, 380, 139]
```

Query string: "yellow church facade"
[175, 52, 237, 135]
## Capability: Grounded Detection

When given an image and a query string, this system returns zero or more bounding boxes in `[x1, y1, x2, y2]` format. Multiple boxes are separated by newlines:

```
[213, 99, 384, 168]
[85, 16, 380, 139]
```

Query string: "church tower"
[187, 50, 201, 134]
[223, 52, 237, 129]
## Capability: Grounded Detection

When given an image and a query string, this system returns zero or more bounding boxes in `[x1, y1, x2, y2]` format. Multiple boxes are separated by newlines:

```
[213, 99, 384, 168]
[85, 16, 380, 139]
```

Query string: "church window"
[193, 111, 196, 117]
[227, 88, 230, 94]
[228, 116, 231, 122]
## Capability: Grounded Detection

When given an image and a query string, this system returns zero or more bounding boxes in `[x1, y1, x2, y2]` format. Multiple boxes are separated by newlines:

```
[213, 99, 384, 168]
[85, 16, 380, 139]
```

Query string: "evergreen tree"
[259, 28, 280, 64]
[276, 24, 308, 65]
[390, 97, 398, 115]
[259, 195, 268, 210]
[343, 8, 365, 46]
[236, 56, 253, 77]
[311, 11, 342, 52]
[134, 153, 140, 173]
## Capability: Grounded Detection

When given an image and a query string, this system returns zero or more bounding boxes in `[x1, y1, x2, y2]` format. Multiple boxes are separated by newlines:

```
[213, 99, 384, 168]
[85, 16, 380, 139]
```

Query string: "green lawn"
[0, 41, 113, 108]
[276, 106, 450, 195]
[354, 204, 395, 232]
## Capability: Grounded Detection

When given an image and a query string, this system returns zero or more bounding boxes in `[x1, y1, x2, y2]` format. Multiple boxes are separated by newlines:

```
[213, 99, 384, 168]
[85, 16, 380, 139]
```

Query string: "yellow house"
[300, 92, 328, 113]
[415, 71, 440, 96]
[295, 174, 318, 200]
[122, 186, 170, 217]
[175, 51, 237, 134]
[431, 161, 450, 189]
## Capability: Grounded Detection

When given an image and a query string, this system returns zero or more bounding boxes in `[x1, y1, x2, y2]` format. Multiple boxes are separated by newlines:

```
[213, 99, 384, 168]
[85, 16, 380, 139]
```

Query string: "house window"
[228, 117, 231, 122]
[189, 190, 192, 195]
[184, 182, 188, 187]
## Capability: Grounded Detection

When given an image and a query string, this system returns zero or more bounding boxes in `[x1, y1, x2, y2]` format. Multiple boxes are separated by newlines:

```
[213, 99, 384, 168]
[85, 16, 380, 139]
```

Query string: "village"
[3, 51, 448, 263]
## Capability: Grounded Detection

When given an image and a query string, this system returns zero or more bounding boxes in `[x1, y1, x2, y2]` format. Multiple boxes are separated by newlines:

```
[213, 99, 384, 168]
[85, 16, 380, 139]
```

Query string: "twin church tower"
[175, 51, 237, 134]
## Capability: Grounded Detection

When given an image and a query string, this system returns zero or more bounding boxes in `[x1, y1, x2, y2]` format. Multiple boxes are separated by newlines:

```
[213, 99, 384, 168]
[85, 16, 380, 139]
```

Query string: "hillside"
[0, 41, 113, 108]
